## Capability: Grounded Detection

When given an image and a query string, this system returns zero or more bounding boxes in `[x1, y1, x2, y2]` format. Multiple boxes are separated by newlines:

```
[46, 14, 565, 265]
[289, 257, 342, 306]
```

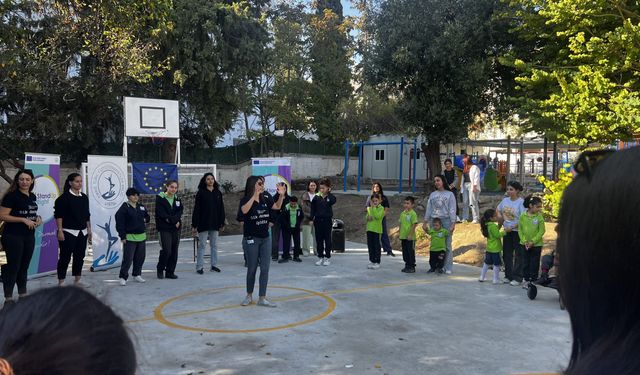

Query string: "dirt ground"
[222, 191, 558, 267]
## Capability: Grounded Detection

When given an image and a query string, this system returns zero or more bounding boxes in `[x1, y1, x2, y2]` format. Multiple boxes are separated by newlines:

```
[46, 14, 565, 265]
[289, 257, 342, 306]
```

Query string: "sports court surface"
[28, 236, 571, 375]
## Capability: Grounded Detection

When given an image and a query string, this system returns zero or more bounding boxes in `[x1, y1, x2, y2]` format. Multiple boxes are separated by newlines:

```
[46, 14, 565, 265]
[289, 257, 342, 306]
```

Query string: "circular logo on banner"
[90, 162, 126, 209]
[263, 174, 290, 196]
[33, 175, 59, 222]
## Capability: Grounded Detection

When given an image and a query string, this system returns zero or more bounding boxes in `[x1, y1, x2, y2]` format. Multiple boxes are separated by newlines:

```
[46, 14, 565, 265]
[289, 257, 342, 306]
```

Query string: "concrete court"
[27, 235, 571, 375]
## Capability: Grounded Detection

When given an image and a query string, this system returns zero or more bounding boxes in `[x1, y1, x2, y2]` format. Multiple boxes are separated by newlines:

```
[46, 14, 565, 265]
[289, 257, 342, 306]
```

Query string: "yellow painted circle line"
[153, 285, 336, 333]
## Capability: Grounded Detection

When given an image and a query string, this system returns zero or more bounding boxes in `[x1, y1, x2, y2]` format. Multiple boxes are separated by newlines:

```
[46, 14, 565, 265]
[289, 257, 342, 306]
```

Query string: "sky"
[216, 0, 359, 146]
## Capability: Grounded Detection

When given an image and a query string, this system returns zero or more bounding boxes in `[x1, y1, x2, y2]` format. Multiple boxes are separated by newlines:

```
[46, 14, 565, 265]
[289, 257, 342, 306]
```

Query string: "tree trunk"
[421, 141, 441, 191]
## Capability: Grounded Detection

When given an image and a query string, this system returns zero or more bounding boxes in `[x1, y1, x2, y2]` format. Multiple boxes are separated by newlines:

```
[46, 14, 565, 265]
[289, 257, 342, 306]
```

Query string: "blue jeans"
[196, 230, 219, 271]
[245, 236, 271, 297]
[429, 217, 454, 272]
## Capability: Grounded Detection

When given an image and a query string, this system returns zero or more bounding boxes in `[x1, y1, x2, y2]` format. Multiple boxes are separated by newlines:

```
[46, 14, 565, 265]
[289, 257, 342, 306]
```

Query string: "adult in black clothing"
[54, 173, 91, 288]
[239, 176, 285, 307]
[115, 188, 150, 286]
[192, 173, 226, 274]
[443, 159, 460, 222]
[271, 184, 290, 261]
[310, 178, 337, 266]
[366, 183, 394, 256]
[155, 180, 183, 279]
[0, 170, 42, 305]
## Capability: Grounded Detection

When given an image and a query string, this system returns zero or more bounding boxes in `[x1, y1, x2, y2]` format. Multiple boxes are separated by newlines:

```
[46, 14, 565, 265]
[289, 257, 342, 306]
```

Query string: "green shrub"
[537, 166, 573, 221]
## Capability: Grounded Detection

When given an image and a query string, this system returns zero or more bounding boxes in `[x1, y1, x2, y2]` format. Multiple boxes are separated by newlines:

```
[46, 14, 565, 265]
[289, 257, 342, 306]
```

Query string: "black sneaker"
[157, 270, 164, 279]
[437, 268, 444, 274]
[196, 269, 204, 275]
[293, 257, 302, 263]
[272, 257, 278, 262]
[165, 274, 178, 279]
[211, 266, 221, 273]
[278, 258, 289, 264]
[386, 251, 395, 257]
[406, 268, 416, 273]
[401, 267, 408, 273]
[427, 269, 435, 273]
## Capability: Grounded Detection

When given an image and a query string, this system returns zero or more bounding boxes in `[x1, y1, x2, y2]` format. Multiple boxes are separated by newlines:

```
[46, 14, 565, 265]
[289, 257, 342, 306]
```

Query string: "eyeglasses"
[573, 149, 615, 180]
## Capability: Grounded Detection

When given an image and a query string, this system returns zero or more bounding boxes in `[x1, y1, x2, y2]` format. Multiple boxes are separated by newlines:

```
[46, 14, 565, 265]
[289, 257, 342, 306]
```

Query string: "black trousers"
[119, 240, 146, 280]
[314, 218, 333, 259]
[401, 239, 416, 268]
[57, 231, 88, 280]
[271, 221, 282, 259]
[158, 231, 180, 275]
[282, 226, 301, 259]
[1, 233, 35, 298]
[429, 251, 445, 271]
[522, 246, 542, 282]
[367, 231, 381, 264]
[502, 231, 524, 282]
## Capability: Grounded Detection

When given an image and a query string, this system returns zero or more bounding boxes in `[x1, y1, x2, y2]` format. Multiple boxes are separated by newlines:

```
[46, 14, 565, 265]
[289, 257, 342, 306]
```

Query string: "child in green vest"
[366, 194, 386, 269]
[519, 195, 546, 287]
[479, 209, 511, 284]
[423, 218, 449, 274]
[399, 196, 419, 273]
[282, 196, 304, 263]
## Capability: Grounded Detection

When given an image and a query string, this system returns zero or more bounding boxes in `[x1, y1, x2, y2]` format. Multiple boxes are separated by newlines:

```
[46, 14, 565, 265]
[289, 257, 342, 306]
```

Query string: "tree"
[0, 0, 171, 173]
[366, 0, 501, 179]
[308, 0, 353, 141]
[502, 1, 640, 146]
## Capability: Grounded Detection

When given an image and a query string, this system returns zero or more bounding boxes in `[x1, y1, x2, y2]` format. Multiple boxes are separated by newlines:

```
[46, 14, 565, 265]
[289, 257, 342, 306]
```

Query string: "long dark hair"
[434, 174, 450, 191]
[559, 147, 640, 374]
[197, 172, 219, 191]
[64, 172, 82, 192]
[0, 287, 136, 374]
[371, 182, 385, 198]
[306, 180, 318, 193]
[244, 175, 262, 199]
[7, 169, 35, 194]
[480, 209, 495, 238]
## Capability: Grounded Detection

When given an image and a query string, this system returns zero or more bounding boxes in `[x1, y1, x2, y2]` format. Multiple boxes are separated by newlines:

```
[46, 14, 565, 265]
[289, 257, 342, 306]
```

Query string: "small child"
[366, 194, 386, 269]
[423, 218, 449, 274]
[399, 196, 419, 273]
[519, 195, 546, 287]
[479, 209, 510, 284]
[281, 196, 304, 263]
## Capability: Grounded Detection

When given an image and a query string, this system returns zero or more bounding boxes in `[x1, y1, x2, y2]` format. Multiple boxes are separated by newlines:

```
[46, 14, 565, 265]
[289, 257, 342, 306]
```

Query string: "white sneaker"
[445, 270, 452, 275]
[492, 279, 500, 285]
[119, 278, 126, 286]
[371, 263, 380, 270]
[322, 259, 331, 266]
[315, 258, 325, 266]
[367, 262, 375, 269]
[510, 280, 521, 286]
[472, 220, 479, 224]
[133, 276, 146, 283]
[478, 277, 486, 282]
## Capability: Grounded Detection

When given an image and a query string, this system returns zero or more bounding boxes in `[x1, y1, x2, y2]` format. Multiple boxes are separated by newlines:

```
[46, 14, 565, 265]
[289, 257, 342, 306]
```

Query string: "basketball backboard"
[124, 97, 179, 139]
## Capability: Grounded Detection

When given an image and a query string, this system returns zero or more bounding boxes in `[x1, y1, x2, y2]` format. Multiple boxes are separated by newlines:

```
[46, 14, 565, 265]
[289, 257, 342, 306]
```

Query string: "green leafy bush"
[537, 166, 573, 221]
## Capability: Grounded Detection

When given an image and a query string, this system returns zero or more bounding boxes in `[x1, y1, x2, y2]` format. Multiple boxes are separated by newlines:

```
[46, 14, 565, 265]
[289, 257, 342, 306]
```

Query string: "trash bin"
[331, 219, 345, 253]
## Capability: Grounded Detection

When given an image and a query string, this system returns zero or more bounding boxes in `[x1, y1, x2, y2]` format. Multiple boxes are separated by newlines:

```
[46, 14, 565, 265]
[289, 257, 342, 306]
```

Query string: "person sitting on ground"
[0, 287, 136, 375]
[558, 147, 640, 375]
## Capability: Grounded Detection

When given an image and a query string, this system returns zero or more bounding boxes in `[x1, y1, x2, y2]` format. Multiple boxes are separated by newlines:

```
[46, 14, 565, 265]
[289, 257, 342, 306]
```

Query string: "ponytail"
[480, 209, 495, 238]
[524, 195, 542, 208]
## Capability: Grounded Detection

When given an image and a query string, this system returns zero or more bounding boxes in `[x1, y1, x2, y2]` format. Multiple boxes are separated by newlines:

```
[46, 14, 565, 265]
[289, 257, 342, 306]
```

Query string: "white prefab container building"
[361, 134, 428, 183]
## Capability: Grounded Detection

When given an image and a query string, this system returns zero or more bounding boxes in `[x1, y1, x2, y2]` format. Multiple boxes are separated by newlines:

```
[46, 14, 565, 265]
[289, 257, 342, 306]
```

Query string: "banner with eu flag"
[132, 163, 178, 194]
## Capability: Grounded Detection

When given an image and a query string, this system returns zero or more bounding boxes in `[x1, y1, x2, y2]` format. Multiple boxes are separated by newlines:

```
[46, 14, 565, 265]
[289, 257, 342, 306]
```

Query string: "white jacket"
[464, 165, 481, 193]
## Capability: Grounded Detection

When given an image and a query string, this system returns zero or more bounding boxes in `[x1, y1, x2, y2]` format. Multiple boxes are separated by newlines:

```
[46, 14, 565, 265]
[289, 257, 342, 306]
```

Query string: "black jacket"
[310, 193, 336, 220]
[155, 194, 184, 232]
[191, 188, 225, 232]
[54, 191, 90, 230]
[272, 192, 290, 225]
[115, 202, 150, 240]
